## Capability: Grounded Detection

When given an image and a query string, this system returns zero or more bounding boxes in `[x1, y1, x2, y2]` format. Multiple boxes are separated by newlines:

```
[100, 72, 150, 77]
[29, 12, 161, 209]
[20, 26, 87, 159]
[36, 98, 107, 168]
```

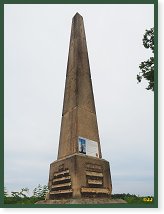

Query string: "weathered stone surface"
[48, 154, 112, 199]
[36, 198, 127, 204]
[45, 13, 113, 202]
[62, 13, 96, 115]
[57, 12, 101, 159]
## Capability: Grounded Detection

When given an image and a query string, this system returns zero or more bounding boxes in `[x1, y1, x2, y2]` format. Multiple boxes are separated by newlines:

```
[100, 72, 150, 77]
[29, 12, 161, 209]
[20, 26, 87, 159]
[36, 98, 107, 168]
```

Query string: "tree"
[32, 184, 48, 199]
[4, 185, 48, 204]
[11, 188, 29, 198]
[4, 187, 8, 198]
[137, 27, 154, 91]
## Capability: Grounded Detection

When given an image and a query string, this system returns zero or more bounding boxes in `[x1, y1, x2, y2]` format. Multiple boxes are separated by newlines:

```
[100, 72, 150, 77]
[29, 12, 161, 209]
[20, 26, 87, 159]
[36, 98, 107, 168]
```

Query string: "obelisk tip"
[73, 12, 83, 19]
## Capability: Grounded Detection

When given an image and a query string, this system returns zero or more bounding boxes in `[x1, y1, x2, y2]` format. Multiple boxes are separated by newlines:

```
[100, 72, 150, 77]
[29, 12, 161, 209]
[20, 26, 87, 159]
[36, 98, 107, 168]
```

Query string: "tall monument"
[46, 13, 112, 200]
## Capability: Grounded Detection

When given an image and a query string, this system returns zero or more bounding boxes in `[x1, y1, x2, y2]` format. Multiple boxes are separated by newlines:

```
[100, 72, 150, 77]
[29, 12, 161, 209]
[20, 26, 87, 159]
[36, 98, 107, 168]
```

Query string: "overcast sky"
[4, 4, 154, 196]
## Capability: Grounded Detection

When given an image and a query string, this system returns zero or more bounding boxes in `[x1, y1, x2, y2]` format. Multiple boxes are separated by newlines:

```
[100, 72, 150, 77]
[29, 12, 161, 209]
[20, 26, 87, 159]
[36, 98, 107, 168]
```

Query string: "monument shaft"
[58, 13, 102, 159]
[47, 13, 112, 199]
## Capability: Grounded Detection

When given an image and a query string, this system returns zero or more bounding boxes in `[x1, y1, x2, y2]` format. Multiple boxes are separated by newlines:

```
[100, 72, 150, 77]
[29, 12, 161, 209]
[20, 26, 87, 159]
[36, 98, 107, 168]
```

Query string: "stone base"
[48, 154, 112, 199]
[36, 198, 127, 204]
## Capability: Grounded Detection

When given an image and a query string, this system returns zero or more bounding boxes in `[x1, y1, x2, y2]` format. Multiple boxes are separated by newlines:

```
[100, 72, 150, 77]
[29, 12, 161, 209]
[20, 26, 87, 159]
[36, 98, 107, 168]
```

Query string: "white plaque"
[78, 137, 99, 158]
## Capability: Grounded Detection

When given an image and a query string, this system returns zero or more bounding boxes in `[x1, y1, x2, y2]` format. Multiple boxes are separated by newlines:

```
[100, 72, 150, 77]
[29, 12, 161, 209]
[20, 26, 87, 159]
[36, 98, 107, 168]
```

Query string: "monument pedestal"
[36, 198, 127, 204]
[46, 154, 112, 200]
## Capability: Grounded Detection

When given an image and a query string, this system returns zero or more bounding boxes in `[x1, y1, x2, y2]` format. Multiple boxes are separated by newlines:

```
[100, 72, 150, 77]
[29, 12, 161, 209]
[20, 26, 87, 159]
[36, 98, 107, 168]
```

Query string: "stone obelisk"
[46, 13, 112, 200]
[58, 12, 102, 160]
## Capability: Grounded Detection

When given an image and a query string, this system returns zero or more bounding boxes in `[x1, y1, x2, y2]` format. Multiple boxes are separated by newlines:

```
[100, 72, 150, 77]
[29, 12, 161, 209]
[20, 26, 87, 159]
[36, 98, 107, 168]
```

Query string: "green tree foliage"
[4, 185, 48, 204]
[4, 187, 8, 198]
[33, 184, 48, 199]
[4, 187, 30, 204]
[11, 188, 29, 198]
[137, 27, 154, 91]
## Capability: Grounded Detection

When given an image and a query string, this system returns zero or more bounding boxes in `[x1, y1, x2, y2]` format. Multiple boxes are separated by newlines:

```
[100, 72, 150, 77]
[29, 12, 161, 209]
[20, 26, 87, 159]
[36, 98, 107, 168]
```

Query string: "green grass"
[4, 196, 43, 204]
[112, 194, 154, 204]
